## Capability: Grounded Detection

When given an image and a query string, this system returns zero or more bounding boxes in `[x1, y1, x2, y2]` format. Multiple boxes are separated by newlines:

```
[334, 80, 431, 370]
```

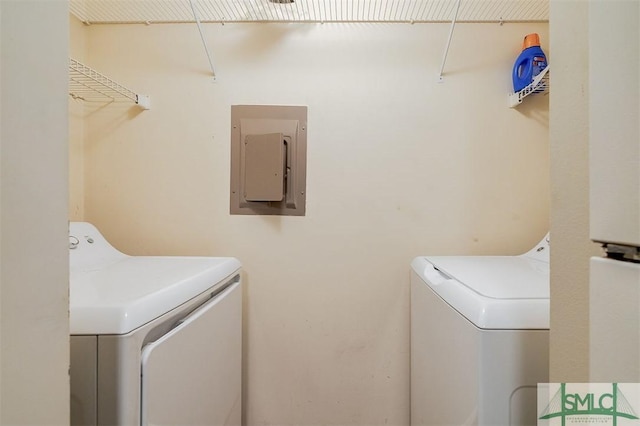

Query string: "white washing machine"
[69, 222, 242, 426]
[410, 235, 550, 426]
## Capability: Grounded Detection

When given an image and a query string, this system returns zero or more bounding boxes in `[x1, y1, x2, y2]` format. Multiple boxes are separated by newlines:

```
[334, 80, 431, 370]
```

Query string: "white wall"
[74, 20, 549, 425]
[70, 15, 87, 220]
[548, 0, 600, 382]
[0, 1, 69, 424]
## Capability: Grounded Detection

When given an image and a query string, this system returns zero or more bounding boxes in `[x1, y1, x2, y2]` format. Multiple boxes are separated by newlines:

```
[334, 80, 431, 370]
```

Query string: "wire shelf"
[69, 0, 548, 24]
[508, 65, 549, 108]
[69, 58, 151, 109]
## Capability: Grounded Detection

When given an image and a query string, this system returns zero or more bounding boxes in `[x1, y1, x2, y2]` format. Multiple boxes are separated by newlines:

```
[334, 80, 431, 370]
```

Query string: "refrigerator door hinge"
[603, 243, 640, 263]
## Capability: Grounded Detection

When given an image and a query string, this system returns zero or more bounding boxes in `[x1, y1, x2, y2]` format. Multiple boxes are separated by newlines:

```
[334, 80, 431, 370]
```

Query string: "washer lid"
[424, 256, 549, 299]
[412, 255, 549, 329]
[70, 256, 241, 335]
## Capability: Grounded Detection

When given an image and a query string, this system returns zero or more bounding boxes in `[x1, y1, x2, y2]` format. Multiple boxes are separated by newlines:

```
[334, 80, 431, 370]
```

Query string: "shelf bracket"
[189, 0, 217, 80]
[438, 0, 462, 82]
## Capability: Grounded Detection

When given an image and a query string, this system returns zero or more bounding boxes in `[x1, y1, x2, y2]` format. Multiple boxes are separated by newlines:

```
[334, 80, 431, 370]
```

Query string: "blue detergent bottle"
[512, 33, 548, 92]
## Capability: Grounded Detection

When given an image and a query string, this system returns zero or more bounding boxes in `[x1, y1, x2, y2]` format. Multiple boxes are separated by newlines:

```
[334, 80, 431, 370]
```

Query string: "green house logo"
[539, 383, 640, 425]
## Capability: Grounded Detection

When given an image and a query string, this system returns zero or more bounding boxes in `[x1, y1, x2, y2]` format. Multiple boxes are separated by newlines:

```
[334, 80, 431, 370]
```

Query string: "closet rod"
[438, 0, 462, 82]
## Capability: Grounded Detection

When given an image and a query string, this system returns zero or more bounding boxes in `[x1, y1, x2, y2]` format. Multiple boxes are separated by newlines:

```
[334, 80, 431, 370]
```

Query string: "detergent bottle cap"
[522, 33, 541, 50]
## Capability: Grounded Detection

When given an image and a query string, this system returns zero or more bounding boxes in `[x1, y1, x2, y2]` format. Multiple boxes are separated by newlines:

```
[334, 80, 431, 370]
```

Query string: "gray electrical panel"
[230, 105, 307, 216]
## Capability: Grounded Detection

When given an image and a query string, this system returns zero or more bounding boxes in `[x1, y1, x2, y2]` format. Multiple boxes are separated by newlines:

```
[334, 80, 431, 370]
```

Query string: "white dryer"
[410, 235, 550, 426]
[69, 222, 242, 426]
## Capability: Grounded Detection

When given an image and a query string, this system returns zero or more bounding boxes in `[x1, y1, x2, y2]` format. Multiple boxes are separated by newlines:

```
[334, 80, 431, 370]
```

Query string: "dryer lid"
[69, 222, 242, 335]
[70, 256, 242, 335]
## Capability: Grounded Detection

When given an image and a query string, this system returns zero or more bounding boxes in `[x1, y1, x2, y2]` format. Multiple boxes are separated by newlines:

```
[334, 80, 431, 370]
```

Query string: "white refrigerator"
[589, 0, 640, 381]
